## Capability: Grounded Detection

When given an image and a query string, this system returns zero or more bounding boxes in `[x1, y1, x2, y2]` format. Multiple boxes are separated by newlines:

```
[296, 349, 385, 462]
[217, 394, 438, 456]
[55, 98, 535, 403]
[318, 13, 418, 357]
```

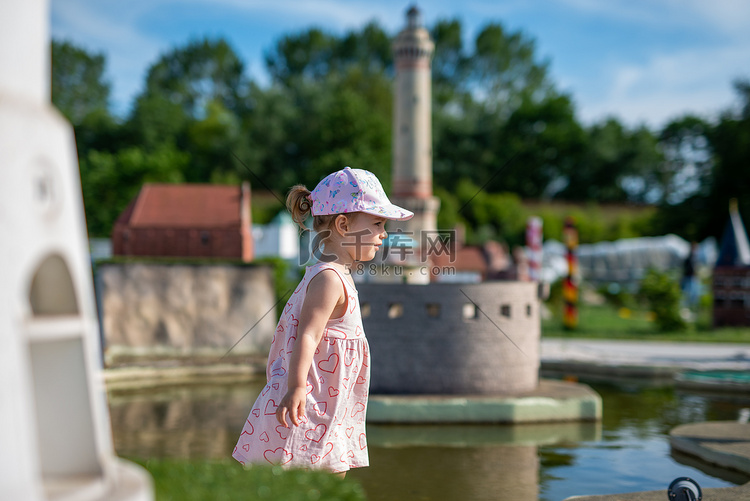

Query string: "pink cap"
[310, 167, 413, 221]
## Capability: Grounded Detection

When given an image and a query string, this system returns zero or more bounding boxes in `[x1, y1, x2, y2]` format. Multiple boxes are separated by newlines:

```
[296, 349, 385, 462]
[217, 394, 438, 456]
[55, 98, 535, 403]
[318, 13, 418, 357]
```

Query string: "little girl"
[233, 166, 412, 474]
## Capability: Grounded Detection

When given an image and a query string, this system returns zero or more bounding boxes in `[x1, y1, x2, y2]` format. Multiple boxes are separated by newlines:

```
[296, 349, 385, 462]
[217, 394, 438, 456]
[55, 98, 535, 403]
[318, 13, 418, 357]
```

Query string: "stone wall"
[358, 281, 540, 395]
[97, 262, 276, 356]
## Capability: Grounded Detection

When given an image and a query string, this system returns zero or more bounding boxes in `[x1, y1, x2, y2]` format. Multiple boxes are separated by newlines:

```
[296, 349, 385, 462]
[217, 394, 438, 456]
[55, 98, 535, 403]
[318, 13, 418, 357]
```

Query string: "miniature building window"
[425, 303, 441, 318]
[526, 304, 533, 317]
[500, 304, 511, 318]
[462, 303, 479, 320]
[29, 253, 79, 315]
[388, 303, 404, 319]
[361, 302, 371, 318]
[201, 231, 210, 245]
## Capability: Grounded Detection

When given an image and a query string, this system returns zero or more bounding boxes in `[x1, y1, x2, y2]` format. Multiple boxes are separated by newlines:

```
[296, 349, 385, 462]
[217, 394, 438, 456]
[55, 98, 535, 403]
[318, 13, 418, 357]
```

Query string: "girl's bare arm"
[276, 270, 345, 427]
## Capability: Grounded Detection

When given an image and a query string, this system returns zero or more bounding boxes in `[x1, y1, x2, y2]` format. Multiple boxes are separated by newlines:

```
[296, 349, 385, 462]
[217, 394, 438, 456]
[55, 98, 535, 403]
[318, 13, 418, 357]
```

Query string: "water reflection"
[108, 381, 749, 501]
[109, 384, 258, 459]
[354, 422, 600, 501]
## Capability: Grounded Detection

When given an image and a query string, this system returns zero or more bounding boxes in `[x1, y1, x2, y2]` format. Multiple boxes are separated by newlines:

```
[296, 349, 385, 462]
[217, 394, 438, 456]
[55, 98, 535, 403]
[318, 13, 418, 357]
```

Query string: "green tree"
[266, 28, 339, 86]
[126, 94, 189, 150]
[142, 37, 249, 119]
[271, 69, 392, 191]
[654, 81, 750, 241]
[259, 24, 394, 193]
[51, 40, 110, 125]
[51, 40, 123, 154]
[560, 118, 662, 202]
[186, 99, 245, 182]
[131, 37, 252, 182]
[431, 19, 469, 107]
[706, 80, 750, 235]
[471, 23, 552, 117]
[656, 115, 712, 205]
[499, 93, 586, 198]
[80, 145, 188, 236]
[431, 20, 579, 199]
[265, 23, 391, 87]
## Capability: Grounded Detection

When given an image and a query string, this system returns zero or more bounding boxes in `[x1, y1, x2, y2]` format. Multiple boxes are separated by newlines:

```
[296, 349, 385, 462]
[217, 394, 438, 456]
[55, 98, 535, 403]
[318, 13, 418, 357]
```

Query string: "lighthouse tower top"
[407, 5, 422, 28]
[393, 5, 434, 68]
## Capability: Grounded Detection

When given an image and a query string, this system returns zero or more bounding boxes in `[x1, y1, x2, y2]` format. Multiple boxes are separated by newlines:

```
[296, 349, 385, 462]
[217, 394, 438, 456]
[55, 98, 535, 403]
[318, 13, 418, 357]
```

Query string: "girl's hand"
[276, 386, 307, 427]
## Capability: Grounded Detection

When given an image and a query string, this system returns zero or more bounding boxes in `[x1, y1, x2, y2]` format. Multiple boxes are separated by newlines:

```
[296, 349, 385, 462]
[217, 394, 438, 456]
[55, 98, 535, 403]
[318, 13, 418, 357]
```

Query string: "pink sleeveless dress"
[232, 262, 370, 472]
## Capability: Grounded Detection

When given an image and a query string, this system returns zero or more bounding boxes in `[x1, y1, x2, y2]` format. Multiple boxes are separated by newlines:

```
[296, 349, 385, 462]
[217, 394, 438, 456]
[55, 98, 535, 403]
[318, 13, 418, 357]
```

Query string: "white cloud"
[555, 0, 750, 38]
[584, 44, 750, 126]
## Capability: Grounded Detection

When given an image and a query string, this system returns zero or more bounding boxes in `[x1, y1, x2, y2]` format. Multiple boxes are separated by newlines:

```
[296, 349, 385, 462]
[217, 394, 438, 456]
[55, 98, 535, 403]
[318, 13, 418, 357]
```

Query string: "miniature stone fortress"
[360, 281, 540, 394]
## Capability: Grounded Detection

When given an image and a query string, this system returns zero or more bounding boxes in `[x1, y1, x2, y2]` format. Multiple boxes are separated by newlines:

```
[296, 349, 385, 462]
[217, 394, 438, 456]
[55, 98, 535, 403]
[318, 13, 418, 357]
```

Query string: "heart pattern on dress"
[275, 425, 290, 440]
[313, 402, 328, 416]
[241, 421, 254, 436]
[264, 447, 293, 465]
[351, 402, 365, 418]
[304, 423, 327, 443]
[264, 400, 278, 415]
[318, 353, 339, 373]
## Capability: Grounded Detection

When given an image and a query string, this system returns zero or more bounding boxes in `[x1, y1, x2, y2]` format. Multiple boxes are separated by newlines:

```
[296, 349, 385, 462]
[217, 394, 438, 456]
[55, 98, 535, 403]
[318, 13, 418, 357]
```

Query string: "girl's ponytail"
[286, 184, 312, 231]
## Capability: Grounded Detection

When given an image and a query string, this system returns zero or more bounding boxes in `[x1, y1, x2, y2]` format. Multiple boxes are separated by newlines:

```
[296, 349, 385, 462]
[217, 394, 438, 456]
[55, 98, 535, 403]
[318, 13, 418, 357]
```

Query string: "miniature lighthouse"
[388, 5, 441, 282]
[358, 5, 541, 396]
[0, 1, 152, 499]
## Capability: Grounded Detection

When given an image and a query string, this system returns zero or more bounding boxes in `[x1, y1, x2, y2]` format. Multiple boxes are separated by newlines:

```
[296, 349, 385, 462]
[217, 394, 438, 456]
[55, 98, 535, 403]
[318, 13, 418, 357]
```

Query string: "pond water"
[109, 379, 750, 501]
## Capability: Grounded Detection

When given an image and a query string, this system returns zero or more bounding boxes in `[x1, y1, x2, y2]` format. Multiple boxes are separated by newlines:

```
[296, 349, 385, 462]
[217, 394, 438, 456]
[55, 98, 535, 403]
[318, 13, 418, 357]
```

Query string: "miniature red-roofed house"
[113, 182, 253, 262]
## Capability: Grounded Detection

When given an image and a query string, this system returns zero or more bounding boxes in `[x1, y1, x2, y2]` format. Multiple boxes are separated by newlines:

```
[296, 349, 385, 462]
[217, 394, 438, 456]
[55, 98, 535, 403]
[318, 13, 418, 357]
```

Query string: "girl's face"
[341, 213, 388, 262]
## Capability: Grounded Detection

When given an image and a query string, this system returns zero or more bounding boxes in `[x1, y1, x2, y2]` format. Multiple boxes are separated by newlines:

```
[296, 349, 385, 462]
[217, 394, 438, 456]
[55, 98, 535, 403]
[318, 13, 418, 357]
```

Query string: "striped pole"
[526, 216, 543, 282]
[563, 217, 579, 329]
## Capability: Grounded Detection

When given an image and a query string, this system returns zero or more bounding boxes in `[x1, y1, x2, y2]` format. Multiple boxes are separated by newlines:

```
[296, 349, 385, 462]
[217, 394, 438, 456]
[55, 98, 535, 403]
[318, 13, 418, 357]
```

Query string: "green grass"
[542, 302, 750, 343]
[128, 457, 366, 501]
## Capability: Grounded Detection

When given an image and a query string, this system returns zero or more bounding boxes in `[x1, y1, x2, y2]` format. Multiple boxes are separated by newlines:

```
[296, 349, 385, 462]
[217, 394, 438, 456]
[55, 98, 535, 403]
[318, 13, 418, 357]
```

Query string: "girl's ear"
[334, 214, 349, 236]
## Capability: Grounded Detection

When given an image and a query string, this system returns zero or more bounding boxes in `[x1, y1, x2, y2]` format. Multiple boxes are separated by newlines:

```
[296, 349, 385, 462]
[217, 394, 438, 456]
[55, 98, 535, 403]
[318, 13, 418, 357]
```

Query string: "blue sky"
[50, 0, 750, 129]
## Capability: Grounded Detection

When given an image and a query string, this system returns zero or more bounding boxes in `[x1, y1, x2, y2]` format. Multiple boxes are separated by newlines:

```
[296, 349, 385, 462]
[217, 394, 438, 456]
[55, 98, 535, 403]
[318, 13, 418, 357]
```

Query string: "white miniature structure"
[0, 1, 152, 500]
[252, 211, 300, 262]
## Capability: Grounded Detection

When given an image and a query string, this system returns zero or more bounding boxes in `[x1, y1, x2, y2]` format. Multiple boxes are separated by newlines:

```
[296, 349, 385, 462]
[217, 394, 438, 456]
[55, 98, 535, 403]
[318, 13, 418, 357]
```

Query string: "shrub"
[639, 268, 686, 331]
[597, 283, 636, 309]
